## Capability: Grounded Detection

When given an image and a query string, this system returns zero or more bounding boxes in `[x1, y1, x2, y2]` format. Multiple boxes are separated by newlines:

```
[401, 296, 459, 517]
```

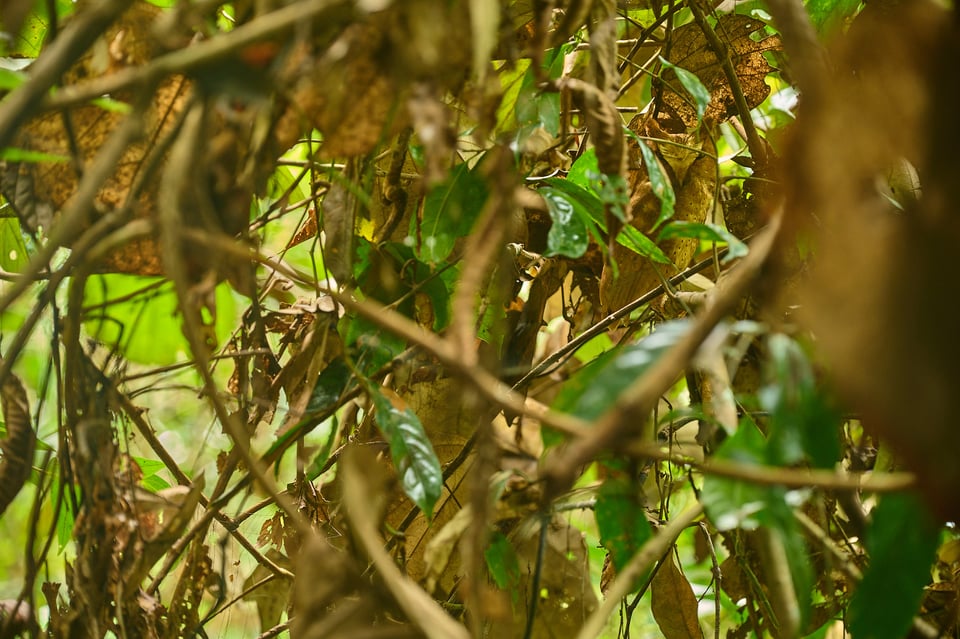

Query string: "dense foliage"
[0, 0, 958, 637]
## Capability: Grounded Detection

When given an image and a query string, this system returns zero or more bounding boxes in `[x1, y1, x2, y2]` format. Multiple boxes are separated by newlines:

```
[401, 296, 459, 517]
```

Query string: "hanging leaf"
[849, 493, 940, 639]
[635, 138, 676, 231]
[659, 57, 711, 123]
[759, 335, 842, 469]
[552, 320, 690, 420]
[657, 220, 748, 261]
[368, 385, 443, 518]
[651, 552, 706, 639]
[413, 163, 488, 264]
[485, 531, 521, 593]
[595, 478, 653, 576]
[541, 186, 589, 258]
[0, 371, 36, 519]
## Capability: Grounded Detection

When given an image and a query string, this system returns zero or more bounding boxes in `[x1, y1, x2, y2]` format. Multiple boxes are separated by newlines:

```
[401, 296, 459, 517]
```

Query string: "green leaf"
[759, 335, 841, 468]
[0, 217, 29, 272]
[659, 56, 711, 122]
[141, 474, 171, 491]
[485, 531, 521, 592]
[381, 242, 454, 331]
[134, 457, 167, 479]
[412, 163, 488, 264]
[552, 320, 690, 420]
[368, 386, 443, 518]
[701, 418, 771, 531]
[849, 493, 939, 639]
[541, 186, 589, 258]
[657, 221, 748, 261]
[305, 357, 352, 416]
[595, 478, 653, 574]
[0, 68, 27, 90]
[82, 276, 237, 365]
[542, 178, 672, 264]
[265, 359, 350, 462]
[342, 315, 406, 376]
[568, 148, 599, 189]
[634, 136, 676, 231]
[90, 96, 132, 114]
[805, 0, 862, 34]
[0, 147, 70, 163]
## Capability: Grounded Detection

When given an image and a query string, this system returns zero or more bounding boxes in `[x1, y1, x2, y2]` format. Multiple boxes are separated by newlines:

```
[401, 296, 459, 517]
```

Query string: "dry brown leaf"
[662, 14, 780, 128]
[651, 552, 705, 639]
[242, 549, 293, 633]
[0, 369, 35, 519]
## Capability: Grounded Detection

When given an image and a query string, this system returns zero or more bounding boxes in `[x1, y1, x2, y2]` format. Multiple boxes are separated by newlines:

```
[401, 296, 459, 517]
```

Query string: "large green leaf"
[412, 163, 488, 265]
[759, 335, 841, 469]
[0, 217, 29, 273]
[368, 385, 443, 518]
[542, 177, 672, 264]
[82, 275, 236, 365]
[541, 186, 589, 258]
[701, 418, 772, 531]
[552, 320, 690, 420]
[657, 220, 748, 261]
[849, 493, 939, 639]
[702, 416, 813, 628]
[485, 531, 521, 593]
[805, 0, 862, 34]
[595, 478, 653, 575]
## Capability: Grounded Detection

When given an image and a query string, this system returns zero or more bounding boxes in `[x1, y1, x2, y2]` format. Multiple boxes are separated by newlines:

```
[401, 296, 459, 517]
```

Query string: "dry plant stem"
[109, 384, 291, 584]
[342, 449, 470, 639]
[178, 230, 918, 492]
[758, 528, 799, 638]
[688, 0, 766, 165]
[0, 0, 135, 150]
[576, 503, 705, 639]
[156, 99, 311, 539]
[542, 211, 783, 503]
[630, 440, 915, 491]
[43, 0, 359, 111]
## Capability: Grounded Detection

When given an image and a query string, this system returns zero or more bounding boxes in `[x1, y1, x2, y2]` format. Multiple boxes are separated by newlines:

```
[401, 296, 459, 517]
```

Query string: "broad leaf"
[595, 478, 653, 575]
[484, 531, 521, 593]
[412, 163, 488, 265]
[635, 136, 676, 231]
[542, 177, 672, 264]
[552, 320, 690, 420]
[651, 553, 705, 639]
[760, 334, 841, 468]
[849, 493, 939, 639]
[82, 275, 236, 365]
[659, 56, 711, 123]
[368, 385, 443, 518]
[541, 186, 589, 258]
[657, 220, 748, 261]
